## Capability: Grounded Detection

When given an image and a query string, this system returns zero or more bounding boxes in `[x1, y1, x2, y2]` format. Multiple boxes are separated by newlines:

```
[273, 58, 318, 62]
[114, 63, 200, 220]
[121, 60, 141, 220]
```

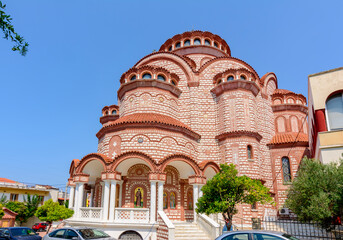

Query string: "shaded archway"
[118, 231, 142, 240]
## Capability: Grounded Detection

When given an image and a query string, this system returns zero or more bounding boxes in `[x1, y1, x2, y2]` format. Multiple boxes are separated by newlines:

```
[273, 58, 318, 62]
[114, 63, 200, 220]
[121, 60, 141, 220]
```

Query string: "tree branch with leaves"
[35, 199, 74, 233]
[0, 1, 28, 55]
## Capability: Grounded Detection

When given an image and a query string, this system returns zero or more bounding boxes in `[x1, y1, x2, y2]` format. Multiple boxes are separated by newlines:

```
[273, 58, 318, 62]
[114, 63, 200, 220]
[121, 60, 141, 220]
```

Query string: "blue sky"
[1, 0, 342, 190]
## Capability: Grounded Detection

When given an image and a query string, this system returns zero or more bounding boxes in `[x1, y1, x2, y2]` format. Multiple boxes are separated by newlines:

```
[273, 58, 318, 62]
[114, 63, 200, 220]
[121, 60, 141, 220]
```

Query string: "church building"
[66, 31, 309, 240]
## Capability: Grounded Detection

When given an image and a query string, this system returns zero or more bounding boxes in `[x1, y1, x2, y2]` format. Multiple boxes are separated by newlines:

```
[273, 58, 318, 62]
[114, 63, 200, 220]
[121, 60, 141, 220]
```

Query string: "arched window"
[282, 157, 291, 183]
[105, 111, 108, 115]
[326, 93, 343, 130]
[168, 46, 172, 51]
[240, 75, 247, 80]
[247, 145, 253, 159]
[227, 75, 234, 81]
[290, 116, 299, 132]
[171, 80, 177, 86]
[277, 117, 286, 132]
[142, 73, 152, 79]
[163, 192, 168, 209]
[204, 39, 211, 46]
[184, 40, 190, 46]
[217, 79, 222, 85]
[175, 42, 181, 48]
[111, 110, 117, 115]
[214, 42, 218, 48]
[170, 192, 176, 209]
[130, 75, 137, 81]
[157, 75, 166, 81]
[194, 38, 201, 45]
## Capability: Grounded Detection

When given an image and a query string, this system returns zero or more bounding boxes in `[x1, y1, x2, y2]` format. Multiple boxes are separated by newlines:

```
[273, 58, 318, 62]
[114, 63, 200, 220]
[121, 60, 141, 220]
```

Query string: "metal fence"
[263, 218, 343, 240]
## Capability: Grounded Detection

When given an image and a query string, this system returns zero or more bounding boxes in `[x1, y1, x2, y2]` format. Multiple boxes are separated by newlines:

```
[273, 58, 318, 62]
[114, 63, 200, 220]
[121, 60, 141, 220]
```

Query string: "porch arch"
[159, 154, 201, 177]
[75, 153, 109, 174]
[111, 151, 157, 175]
[202, 161, 220, 181]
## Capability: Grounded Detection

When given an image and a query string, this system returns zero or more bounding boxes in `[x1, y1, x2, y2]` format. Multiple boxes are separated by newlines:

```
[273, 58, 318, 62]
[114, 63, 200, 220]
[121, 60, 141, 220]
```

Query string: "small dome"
[159, 31, 231, 57]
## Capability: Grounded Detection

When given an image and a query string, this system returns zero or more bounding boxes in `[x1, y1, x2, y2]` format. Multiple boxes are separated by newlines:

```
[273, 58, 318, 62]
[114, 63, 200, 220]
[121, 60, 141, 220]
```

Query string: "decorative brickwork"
[68, 31, 309, 224]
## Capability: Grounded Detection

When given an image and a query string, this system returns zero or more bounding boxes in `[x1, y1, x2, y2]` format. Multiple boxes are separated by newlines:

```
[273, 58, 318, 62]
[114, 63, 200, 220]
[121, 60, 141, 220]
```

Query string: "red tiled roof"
[96, 113, 200, 140]
[81, 153, 113, 163]
[0, 178, 16, 183]
[273, 89, 293, 95]
[107, 113, 193, 132]
[269, 132, 308, 145]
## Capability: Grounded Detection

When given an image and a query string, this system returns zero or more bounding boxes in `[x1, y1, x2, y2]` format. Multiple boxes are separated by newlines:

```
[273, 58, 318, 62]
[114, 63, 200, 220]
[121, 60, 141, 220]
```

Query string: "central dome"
[159, 31, 231, 57]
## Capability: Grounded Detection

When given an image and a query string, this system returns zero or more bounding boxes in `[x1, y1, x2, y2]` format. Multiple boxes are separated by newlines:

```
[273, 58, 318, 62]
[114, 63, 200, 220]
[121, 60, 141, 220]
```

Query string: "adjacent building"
[0, 178, 64, 227]
[308, 67, 343, 163]
[66, 31, 309, 240]
[0, 178, 59, 203]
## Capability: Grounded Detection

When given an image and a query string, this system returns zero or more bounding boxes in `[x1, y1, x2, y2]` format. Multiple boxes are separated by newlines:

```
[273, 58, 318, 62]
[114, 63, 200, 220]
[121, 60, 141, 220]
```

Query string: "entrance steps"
[173, 222, 211, 240]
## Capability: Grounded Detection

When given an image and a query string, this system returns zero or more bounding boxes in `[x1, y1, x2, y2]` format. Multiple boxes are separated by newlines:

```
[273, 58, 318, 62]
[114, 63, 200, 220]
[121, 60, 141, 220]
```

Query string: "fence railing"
[263, 218, 343, 240]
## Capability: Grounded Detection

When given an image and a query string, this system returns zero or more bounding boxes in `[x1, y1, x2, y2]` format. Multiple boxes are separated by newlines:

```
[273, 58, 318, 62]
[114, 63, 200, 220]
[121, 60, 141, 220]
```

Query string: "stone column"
[73, 183, 79, 217]
[198, 185, 204, 198]
[193, 184, 199, 222]
[69, 186, 75, 209]
[75, 183, 85, 218]
[109, 181, 117, 222]
[118, 181, 123, 207]
[102, 180, 110, 221]
[157, 181, 164, 212]
[150, 181, 157, 223]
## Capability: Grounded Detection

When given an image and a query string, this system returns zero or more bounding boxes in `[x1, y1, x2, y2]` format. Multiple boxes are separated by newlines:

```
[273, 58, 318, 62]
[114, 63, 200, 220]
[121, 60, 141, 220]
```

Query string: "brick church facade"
[66, 31, 309, 239]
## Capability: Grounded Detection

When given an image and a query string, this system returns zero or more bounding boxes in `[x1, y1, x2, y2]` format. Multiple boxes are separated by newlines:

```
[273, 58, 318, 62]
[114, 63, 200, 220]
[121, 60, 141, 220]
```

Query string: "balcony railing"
[114, 208, 149, 223]
[79, 207, 103, 220]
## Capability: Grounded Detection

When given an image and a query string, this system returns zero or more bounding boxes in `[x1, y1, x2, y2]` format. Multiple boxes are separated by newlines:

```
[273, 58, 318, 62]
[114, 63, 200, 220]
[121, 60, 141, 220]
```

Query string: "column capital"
[73, 173, 89, 183]
[188, 175, 206, 185]
[68, 178, 76, 187]
[101, 171, 121, 181]
[148, 171, 166, 182]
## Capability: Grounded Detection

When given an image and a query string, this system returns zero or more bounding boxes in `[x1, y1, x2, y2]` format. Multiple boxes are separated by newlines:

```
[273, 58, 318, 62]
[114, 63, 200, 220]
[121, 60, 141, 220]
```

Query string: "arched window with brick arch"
[282, 157, 291, 183]
[247, 145, 253, 159]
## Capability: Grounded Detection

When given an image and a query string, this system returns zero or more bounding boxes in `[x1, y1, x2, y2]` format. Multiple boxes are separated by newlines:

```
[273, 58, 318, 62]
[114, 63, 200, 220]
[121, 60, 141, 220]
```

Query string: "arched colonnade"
[67, 152, 219, 223]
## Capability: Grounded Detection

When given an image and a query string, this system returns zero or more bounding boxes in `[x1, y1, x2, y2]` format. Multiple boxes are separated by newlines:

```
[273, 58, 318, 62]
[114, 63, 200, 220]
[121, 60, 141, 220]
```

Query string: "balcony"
[72, 207, 150, 224]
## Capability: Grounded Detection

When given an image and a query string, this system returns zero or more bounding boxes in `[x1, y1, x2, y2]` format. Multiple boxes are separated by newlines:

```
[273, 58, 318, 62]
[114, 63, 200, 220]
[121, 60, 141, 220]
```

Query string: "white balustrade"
[79, 207, 103, 220]
[197, 213, 220, 239]
[114, 208, 149, 223]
